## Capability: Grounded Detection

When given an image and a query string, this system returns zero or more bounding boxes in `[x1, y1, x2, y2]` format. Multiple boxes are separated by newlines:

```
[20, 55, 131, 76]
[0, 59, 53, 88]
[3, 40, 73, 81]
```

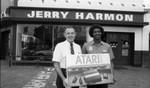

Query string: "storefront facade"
[1, 0, 150, 67]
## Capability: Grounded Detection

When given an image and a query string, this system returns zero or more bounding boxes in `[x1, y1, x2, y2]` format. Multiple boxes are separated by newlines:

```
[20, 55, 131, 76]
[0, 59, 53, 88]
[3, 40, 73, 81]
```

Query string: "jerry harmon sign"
[9, 7, 144, 22]
[27, 11, 134, 22]
[66, 54, 114, 87]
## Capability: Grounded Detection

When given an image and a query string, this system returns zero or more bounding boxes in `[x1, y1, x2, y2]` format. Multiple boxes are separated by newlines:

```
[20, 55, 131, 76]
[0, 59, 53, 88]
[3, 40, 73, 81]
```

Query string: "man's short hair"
[63, 25, 75, 33]
[89, 24, 104, 37]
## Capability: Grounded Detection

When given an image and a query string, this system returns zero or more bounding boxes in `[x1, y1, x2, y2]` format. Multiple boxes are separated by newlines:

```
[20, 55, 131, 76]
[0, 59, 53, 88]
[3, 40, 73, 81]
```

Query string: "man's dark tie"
[70, 43, 74, 54]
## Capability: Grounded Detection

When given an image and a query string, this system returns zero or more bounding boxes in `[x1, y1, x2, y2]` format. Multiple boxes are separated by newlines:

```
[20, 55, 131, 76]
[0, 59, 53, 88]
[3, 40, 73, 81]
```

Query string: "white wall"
[18, 0, 145, 12]
[16, 24, 23, 60]
[143, 9, 150, 51]
[144, 0, 150, 9]
[1, 0, 14, 17]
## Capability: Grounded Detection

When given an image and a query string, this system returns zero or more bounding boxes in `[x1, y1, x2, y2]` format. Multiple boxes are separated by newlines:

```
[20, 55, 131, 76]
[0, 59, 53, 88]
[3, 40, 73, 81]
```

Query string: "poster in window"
[122, 49, 128, 56]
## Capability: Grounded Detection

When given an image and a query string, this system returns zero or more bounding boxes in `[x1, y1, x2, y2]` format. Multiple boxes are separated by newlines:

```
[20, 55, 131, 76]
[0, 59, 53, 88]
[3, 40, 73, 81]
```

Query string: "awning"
[3, 6, 148, 27]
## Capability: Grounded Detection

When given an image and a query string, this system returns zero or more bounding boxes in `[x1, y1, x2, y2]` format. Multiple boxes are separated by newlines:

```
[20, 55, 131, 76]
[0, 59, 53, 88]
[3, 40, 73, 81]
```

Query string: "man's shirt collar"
[65, 40, 75, 45]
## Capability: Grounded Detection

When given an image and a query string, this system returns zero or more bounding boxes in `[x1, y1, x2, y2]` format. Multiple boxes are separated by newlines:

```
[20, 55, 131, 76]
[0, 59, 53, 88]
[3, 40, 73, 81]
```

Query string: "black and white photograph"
[1, 0, 150, 88]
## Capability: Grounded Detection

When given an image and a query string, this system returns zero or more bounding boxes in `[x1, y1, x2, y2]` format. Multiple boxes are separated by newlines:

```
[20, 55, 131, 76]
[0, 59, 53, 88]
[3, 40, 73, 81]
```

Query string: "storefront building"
[0, 0, 150, 67]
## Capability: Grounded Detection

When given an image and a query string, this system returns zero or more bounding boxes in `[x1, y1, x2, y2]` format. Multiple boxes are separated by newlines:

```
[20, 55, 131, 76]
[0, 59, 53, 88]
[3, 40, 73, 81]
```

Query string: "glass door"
[106, 33, 121, 65]
[106, 32, 134, 65]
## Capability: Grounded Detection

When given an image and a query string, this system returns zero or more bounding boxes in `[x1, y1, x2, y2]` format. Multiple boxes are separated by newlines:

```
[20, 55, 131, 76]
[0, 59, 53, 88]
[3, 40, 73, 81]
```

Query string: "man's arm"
[109, 46, 115, 82]
[52, 44, 68, 87]
[54, 62, 65, 80]
[54, 62, 68, 87]
[82, 43, 87, 54]
[111, 59, 114, 73]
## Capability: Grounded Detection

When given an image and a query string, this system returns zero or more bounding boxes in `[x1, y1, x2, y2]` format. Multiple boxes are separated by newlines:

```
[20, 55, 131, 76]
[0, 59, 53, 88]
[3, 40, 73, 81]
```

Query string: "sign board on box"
[66, 53, 114, 87]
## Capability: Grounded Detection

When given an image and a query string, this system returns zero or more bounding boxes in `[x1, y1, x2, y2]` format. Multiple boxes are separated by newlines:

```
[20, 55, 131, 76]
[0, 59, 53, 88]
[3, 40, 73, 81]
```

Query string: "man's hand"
[63, 78, 68, 87]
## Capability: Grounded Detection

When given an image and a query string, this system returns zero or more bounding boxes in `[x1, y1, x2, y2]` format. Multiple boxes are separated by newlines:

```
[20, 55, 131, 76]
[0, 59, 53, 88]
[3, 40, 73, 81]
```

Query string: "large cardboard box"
[66, 53, 114, 87]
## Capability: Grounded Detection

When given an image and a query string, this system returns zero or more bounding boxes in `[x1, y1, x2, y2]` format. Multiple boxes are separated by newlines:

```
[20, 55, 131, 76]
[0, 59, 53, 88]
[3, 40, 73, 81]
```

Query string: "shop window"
[107, 33, 118, 48]
[16, 24, 86, 61]
[121, 34, 129, 48]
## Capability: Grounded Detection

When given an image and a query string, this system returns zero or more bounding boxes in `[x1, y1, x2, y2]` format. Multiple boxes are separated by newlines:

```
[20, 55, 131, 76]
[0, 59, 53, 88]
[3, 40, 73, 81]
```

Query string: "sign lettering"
[76, 54, 103, 65]
[27, 11, 69, 19]
[26, 10, 134, 21]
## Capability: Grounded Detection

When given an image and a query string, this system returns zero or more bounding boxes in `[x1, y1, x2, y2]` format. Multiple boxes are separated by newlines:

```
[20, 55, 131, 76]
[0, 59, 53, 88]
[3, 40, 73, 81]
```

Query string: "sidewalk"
[109, 66, 150, 88]
[1, 60, 56, 88]
[1, 60, 150, 88]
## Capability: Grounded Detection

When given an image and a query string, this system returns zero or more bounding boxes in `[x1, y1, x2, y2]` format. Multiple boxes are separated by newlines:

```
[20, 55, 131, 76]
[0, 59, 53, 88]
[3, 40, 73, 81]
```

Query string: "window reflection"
[121, 34, 129, 48]
[18, 24, 86, 61]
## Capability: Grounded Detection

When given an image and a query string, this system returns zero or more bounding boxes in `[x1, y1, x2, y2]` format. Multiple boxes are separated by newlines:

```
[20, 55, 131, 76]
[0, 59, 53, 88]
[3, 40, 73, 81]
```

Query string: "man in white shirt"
[52, 26, 82, 88]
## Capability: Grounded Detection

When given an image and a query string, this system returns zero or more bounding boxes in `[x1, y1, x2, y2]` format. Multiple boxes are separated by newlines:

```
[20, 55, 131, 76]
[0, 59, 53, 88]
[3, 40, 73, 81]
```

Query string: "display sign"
[9, 7, 145, 22]
[66, 54, 114, 87]
[7, 7, 149, 26]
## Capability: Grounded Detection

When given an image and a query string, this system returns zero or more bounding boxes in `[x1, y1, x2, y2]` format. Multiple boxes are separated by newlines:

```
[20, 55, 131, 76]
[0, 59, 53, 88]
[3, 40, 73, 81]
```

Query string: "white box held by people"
[66, 53, 114, 87]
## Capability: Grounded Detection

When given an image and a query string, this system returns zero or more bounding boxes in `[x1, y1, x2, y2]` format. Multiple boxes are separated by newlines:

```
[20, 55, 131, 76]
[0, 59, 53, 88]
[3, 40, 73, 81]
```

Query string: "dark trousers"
[56, 68, 79, 88]
[87, 84, 108, 88]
